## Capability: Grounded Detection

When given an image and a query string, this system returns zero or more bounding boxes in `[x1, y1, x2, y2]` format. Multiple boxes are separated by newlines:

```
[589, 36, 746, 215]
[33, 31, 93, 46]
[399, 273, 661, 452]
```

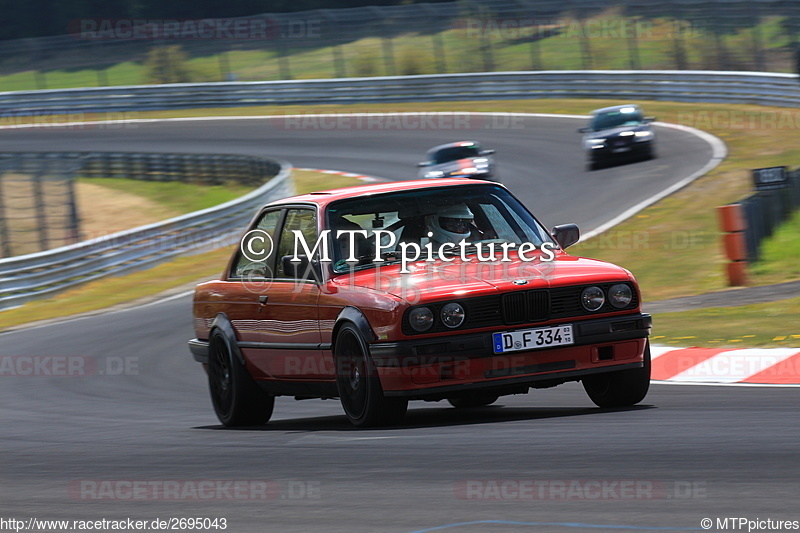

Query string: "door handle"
[258, 295, 269, 304]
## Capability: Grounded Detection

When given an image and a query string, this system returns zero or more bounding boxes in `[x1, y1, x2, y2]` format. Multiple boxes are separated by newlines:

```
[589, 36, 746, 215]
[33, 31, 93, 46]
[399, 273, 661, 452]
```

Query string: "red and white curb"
[651, 346, 800, 386]
[293, 167, 386, 183]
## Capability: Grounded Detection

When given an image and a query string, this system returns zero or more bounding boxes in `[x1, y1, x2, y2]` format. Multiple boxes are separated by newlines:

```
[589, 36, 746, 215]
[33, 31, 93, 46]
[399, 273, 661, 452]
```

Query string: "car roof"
[426, 140, 481, 155]
[266, 178, 501, 209]
[590, 104, 642, 115]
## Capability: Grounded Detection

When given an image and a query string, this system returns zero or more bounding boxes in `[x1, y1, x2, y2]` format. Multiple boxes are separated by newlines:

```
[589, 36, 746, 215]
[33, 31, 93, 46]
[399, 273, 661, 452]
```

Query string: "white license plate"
[493, 325, 574, 354]
[612, 146, 631, 153]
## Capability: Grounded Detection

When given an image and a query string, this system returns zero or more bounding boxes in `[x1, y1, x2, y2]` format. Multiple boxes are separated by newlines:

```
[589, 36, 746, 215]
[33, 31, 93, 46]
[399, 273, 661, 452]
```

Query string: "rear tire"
[207, 329, 274, 427]
[335, 323, 408, 427]
[583, 341, 651, 408]
[448, 394, 499, 409]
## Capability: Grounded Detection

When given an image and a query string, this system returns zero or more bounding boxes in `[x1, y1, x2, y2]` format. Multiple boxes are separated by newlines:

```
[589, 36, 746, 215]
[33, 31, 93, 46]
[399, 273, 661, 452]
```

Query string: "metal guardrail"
[78, 151, 275, 186]
[0, 152, 277, 259]
[0, 156, 293, 310]
[2, 71, 800, 115]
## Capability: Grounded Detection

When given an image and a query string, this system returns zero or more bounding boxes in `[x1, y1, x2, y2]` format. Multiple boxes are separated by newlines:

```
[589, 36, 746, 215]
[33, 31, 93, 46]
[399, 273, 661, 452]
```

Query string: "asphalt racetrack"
[1, 115, 797, 532]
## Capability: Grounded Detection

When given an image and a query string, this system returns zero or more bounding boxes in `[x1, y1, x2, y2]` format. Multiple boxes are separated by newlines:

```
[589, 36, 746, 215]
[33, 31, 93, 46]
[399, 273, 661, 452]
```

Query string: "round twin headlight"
[581, 286, 606, 312]
[441, 302, 465, 328]
[408, 307, 434, 332]
[608, 283, 633, 308]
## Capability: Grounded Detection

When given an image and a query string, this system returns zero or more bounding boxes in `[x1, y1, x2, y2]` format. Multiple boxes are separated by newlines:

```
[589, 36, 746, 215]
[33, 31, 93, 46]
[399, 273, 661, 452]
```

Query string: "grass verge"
[77, 177, 255, 214]
[651, 297, 800, 348]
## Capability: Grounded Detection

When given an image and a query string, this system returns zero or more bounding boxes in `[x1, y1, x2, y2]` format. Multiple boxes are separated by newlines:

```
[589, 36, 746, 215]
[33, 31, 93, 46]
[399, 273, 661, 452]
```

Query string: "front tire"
[582, 341, 651, 408]
[335, 324, 408, 427]
[207, 329, 274, 427]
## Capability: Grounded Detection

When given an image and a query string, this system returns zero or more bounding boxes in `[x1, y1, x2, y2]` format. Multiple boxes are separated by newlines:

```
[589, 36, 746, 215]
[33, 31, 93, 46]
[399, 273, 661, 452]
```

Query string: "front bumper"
[371, 313, 651, 398]
[188, 338, 209, 364]
[590, 140, 652, 160]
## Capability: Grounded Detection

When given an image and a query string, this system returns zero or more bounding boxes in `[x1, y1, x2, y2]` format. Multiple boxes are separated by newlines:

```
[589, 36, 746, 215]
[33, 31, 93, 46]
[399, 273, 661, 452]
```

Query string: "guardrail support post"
[717, 204, 748, 286]
[0, 172, 10, 258]
[32, 166, 49, 252]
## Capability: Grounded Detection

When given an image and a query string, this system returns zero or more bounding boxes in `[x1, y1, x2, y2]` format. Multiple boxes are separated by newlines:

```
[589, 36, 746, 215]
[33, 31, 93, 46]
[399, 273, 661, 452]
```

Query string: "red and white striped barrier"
[651, 346, 800, 386]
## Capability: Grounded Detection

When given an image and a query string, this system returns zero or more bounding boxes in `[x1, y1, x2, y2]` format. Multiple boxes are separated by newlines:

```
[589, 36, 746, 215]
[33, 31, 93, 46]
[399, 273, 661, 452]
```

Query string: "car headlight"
[619, 131, 635, 137]
[586, 139, 605, 149]
[425, 171, 445, 178]
[634, 131, 653, 141]
[408, 307, 434, 332]
[461, 167, 478, 174]
[440, 302, 465, 328]
[581, 286, 605, 312]
[608, 284, 633, 308]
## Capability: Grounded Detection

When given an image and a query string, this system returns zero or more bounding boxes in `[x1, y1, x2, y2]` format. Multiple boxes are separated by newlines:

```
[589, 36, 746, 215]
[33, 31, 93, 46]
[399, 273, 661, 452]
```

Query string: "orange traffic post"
[716, 204, 748, 286]
[718, 204, 746, 233]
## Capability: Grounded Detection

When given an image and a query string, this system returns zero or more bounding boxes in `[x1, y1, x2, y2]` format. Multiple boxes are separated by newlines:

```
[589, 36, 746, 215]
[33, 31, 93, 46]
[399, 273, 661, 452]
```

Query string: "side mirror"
[479, 149, 495, 156]
[551, 224, 580, 249]
[417, 161, 429, 167]
[644, 116, 656, 123]
[577, 127, 590, 133]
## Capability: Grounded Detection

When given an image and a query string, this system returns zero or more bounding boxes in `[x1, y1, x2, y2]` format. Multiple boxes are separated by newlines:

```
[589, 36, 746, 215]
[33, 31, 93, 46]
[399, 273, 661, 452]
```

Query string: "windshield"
[431, 146, 481, 164]
[590, 109, 644, 131]
[326, 184, 553, 273]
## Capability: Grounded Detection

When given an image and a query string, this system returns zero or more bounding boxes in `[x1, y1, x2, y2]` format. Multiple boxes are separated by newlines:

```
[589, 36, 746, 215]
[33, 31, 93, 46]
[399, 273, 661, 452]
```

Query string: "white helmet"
[426, 204, 474, 244]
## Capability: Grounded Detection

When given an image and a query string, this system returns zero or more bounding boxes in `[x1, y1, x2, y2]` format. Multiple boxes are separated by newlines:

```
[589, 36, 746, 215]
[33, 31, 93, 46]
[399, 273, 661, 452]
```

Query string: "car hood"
[329, 253, 633, 303]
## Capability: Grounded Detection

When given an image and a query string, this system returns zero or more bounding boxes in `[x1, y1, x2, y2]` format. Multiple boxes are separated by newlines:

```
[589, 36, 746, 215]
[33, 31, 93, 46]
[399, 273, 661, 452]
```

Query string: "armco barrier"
[0, 156, 293, 310]
[1, 71, 800, 115]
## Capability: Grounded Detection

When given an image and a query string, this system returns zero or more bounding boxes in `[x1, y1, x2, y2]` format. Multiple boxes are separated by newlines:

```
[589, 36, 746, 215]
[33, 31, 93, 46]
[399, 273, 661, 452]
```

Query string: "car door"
[242, 207, 329, 380]
[222, 207, 283, 377]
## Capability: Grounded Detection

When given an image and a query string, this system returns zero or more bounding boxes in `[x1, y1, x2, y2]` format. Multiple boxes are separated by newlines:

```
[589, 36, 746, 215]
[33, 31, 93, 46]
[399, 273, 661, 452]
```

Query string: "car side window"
[230, 209, 282, 279]
[276, 208, 318, 280]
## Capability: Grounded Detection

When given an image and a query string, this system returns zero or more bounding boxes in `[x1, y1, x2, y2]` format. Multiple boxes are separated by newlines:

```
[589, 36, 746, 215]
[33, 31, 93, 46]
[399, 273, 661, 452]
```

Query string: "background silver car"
[417, 141, 497, 181]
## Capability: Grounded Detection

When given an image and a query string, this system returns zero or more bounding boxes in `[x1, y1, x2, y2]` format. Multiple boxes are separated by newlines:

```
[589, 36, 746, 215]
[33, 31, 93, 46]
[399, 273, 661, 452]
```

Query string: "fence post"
[32, 164, 49, 252]
[218, 48, 232, 82]
[626, 18, 641, 70]
[578, 18, 593, 70]
[717, 204, 748, 286]
[670, 6, 688, 70]
[92, 41, 109, 87]
[275, 21, 293, 81]
[65, 171, 80, 245]
[711, 8, 729, 71]
[420, 4, 447, 73]
[320, 12, 346, 78]
[750, 2, 765, 72]
[0, 169, 10, 258]
[375, 7, 396, 77]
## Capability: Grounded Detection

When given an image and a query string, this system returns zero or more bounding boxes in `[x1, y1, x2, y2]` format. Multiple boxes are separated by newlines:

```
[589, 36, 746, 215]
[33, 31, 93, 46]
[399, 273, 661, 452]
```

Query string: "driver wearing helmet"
[424, 204, 475, 248]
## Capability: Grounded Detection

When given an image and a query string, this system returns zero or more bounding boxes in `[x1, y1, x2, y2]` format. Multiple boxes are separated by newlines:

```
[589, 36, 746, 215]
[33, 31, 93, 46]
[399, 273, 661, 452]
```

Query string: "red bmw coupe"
[189, 179, 651, 427]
